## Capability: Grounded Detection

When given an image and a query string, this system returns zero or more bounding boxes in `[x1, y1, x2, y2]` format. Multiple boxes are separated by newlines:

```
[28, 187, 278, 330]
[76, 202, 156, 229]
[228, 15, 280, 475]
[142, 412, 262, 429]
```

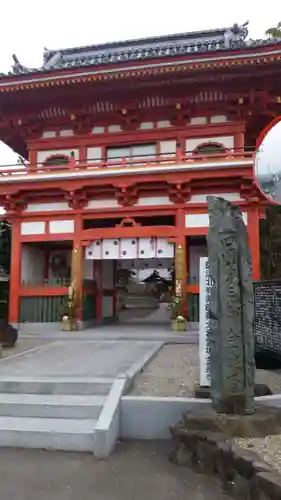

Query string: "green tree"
[265, 22, 281, 38]
[0, 220, 11, 275]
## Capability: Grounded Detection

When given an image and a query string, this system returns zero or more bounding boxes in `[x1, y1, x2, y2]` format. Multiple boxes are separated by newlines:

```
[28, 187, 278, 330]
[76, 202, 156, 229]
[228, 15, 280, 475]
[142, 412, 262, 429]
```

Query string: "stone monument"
[170, 198, 281, 472]
[207, 196, 255, 414]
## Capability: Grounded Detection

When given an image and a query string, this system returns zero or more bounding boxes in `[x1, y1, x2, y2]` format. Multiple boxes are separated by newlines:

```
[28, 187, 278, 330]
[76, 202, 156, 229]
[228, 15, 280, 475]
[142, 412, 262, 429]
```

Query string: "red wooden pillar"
[247, 207, 260, 281]
[94, 261, 103, 323]
[234, 131, 245, 152]
[28, 149, 37, 171]
[8, 219, 21, 324]
[176, 209, 188, 318]
[112, 260, 117, 320]
[73, 215, 84, 322]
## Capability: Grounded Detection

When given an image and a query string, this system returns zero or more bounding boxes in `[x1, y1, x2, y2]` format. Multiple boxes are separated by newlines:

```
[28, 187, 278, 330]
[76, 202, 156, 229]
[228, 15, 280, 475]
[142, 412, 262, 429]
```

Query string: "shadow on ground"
[0, 441, 231, 500]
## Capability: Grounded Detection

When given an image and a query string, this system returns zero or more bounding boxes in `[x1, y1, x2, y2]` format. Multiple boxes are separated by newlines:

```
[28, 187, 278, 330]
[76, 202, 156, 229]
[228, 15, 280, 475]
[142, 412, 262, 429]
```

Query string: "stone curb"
[121, 341, 164, 393]
[170, 428, 281, 500]
[93, 377, 127, 459]
[93, 342, 164, 457]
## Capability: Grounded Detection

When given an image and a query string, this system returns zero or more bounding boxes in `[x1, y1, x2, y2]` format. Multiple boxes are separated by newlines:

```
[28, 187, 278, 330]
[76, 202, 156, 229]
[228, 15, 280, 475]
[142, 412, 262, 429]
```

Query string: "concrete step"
[0, 378, 112, 395]
[0, 394, 106, 419]
[0, 416, 97, 451]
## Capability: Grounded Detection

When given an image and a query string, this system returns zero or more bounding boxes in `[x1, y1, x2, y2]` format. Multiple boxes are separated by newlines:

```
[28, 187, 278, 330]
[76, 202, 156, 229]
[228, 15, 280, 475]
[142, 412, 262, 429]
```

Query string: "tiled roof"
[5, 22, 281, 77]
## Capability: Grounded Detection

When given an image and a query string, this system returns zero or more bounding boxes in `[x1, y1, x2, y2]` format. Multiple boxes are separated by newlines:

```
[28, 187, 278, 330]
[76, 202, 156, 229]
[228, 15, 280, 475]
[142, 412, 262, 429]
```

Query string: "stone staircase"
[0, 377, 112, 452]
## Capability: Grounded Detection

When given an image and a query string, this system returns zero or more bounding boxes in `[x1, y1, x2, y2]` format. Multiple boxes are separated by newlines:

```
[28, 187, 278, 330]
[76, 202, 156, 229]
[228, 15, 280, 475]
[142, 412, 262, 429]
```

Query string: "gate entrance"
[85, 237, 174, 325]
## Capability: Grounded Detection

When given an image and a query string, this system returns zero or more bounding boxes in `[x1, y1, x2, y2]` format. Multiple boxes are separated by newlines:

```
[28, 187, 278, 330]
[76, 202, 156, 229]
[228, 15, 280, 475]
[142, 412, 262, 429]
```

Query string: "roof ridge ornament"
[11, 54, 28, 75]
[43, 51, 62, 70]
[224, 21, 249, 48]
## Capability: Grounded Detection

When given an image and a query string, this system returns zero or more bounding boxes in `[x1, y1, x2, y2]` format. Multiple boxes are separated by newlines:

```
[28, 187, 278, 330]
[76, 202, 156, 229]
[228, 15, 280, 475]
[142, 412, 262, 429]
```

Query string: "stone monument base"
[193, 383, 272, 400]
[169, 421, 281, 500]
[172, 405, 281, 438]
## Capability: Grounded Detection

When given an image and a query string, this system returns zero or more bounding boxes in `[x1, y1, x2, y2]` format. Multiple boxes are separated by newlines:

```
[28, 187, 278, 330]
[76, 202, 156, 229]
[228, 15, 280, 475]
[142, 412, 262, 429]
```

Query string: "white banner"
[199, 257, 211, 387]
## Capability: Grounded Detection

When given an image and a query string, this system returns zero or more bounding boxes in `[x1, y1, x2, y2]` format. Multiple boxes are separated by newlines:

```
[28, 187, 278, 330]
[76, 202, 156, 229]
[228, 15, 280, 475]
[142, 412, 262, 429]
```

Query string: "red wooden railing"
[0, 148, 254, 178]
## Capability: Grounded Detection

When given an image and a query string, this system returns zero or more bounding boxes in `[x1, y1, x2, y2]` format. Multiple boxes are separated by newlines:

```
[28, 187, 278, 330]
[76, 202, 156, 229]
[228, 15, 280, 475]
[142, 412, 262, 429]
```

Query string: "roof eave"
[1, 42, 281, 91]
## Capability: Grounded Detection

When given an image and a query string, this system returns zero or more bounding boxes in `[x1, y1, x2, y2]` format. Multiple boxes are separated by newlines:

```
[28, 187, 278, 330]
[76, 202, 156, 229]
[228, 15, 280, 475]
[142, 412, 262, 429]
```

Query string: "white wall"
[210, 115, 227, 123]
[139, 122, 153, 130]
[42, 131, 56, 138]
[102, 296, 114, 318]
[21, 245, 45, 285]
[87, 199, 118, 209]
[185, 193, 243, 204]
[135, 196, 172, 206]
[186, 136, 234, 153]
[189, 244, 207, 284]
[190, 117, 207, 125]
[159, 140, 176, 155]
[185, 212, 248, 227]
[49, 220, 74, 234]
[37, 149, 78, 164]
[21, 221, 46, 235]
[25, 202, 71, 212]
[87, 147, 102, 164]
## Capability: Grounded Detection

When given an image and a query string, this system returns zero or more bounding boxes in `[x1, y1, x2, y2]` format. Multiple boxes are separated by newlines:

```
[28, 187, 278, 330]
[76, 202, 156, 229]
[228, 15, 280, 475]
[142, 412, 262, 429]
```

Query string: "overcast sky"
[0, 0, 279, 164]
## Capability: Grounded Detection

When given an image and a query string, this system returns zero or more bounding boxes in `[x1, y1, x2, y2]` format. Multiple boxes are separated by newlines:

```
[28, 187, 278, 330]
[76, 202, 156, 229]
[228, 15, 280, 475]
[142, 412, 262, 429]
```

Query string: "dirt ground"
[0, 441, 231, 500]
[130, 344, 281, 397]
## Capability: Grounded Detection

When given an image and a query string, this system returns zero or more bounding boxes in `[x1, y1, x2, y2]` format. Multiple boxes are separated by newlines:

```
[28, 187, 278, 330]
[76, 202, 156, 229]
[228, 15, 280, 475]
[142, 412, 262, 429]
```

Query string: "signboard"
[199, 257, 211, 387]
[253, 280, 281, 356]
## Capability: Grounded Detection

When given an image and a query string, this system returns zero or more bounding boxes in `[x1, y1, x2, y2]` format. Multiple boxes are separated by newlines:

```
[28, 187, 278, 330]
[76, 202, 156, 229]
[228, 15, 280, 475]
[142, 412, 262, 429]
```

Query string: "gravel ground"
[130, 345, 281, 474]
[130, 344, 281, 397]
[235, 435, 281, 473]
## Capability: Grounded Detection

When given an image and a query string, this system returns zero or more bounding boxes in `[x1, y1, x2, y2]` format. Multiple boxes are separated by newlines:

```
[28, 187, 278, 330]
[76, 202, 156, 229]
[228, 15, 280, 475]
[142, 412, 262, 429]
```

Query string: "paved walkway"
[0, 441, 232, 500]
[0, 340, 161, 379]
[18, 323, 199, 344]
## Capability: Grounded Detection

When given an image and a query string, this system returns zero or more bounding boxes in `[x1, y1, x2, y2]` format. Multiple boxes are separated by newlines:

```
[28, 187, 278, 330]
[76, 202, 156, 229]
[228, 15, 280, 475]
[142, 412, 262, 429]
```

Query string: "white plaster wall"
[185, 212, 248, 227]
[21, 245, 45, 284]
[49, 220, 74, 234]
[190, 117, 207, 125]
[37, 149, 78, 164]
[42, 131, 56, 138]
[185, 213, 209, 228]
[189, 244, 207, 284]
[102, 260, 114, 288]
[108, 125, 122, 132]
[157, 120, 172, 128]
[210, 115, 227, 123]
[102, 296, 114, 318]
[87, 199, 119, 209]
[159, 140, 176, 156]
[87, 196, 173, 209]
[136, 196, 172, 206]
[59, 129, 74, 137]
[186, 136, 234, 153]
[92, 126, 105, 134]
[139, 122, 153, 130]
[21, 221, 46, 235]
[25, 202, 71, 212]
[185, 193, 243, 204]
[87, 146, 102, 164]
